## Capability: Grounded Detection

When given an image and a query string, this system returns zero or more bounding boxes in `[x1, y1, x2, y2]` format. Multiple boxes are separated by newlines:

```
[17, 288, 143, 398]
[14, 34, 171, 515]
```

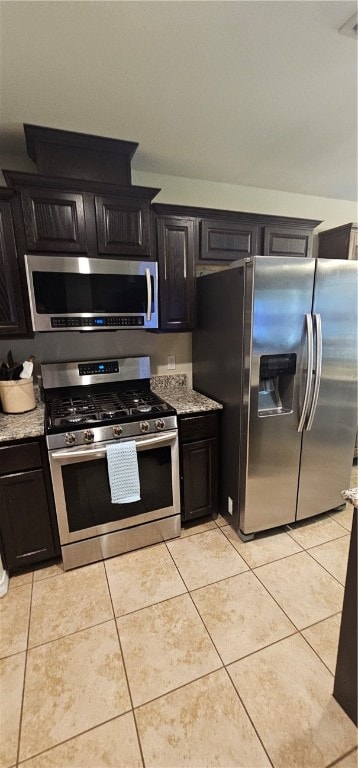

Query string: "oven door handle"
[51, 431, 178, 460]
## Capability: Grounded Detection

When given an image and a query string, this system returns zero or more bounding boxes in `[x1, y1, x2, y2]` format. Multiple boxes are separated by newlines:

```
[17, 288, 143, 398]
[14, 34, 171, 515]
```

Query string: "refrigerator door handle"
[306, 313, 322, 431]
[297, 313, 314, 433]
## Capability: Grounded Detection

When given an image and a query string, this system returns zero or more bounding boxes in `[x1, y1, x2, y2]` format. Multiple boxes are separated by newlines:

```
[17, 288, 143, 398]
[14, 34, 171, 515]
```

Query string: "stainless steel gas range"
[41, 356, 180, 570]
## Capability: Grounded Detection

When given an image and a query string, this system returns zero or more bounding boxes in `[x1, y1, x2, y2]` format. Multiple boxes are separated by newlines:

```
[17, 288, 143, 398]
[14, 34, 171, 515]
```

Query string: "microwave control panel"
[50, 316, 145, 329]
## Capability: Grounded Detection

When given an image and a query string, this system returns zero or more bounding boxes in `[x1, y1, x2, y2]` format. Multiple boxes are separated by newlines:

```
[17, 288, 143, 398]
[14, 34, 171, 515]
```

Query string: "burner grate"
[47, 388, 172, 429]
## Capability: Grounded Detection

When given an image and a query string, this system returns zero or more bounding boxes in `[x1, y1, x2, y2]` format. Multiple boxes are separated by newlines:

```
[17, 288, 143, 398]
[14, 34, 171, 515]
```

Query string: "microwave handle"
[145, 268, 152, 322]
[52, 431, 177, 460]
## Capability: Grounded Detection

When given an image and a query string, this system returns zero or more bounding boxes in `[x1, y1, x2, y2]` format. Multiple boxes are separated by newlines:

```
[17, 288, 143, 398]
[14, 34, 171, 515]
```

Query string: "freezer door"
[241, 256, 315, 534]
[296, 259, 358, 520]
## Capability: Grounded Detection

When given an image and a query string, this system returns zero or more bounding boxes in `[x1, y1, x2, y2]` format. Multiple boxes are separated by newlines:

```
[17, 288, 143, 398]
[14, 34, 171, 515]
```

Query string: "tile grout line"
[324, 745, 358, 768]
[223, 667, 275, 768]
[305, 546, 349, 588]
[102, 561, 146, 768]
[15, 570, 34, 768]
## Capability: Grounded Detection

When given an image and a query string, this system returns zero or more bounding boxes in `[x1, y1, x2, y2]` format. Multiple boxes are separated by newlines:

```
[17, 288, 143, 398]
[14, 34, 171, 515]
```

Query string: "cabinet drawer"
[179, 412, 219, 441]
[0, 441, 42, 474]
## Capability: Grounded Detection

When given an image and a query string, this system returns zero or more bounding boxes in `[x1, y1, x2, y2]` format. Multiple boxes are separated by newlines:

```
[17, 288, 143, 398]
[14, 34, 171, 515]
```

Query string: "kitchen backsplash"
[0, 331, 193, 387]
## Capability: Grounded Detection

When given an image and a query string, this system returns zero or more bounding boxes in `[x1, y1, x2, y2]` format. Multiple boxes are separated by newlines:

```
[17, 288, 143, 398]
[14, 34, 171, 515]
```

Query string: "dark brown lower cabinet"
[0, 439, 60, 571]
[179, 412, 219, 522]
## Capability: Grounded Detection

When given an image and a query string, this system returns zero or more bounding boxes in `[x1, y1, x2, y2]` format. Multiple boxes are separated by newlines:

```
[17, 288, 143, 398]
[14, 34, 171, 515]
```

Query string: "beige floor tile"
[286, 514, 348, 548]
[228, 634, 357, 768]
[222, 525, 302, 568]
[105, 543, 186, 616]
[167, 529, 248, 590]
[0, 651, 26, 768]
[302, 613, 341, 674]
[33, 561, 64, 581]
[0, 583, 31, 658]
[329, 506, 354, 532]
[180, 518, 217, 538]
[254, 551, 343, 629]
[18, 712, 142, 768]
[28, 562, 113, 647]
[8, 569, 33, 589]
[332, 749, 358, 767]
[136, 667, 271, 767]
[117, 593, 222, 707]
[308, 535, 351, 585]
[19, 621, 130, 762]
[191, 571, 296, 664]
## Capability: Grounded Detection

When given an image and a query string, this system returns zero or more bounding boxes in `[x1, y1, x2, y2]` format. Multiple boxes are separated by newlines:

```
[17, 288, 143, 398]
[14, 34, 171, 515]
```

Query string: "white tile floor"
[1, 465, 357, 768]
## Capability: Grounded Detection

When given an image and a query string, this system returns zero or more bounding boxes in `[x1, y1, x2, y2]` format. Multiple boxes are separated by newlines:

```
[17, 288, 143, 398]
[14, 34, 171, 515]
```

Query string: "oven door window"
[62, 446, 173, 532]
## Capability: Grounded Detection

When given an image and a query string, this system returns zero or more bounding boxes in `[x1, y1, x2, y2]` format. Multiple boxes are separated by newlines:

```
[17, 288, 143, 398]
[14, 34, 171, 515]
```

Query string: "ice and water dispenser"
[258, 353, 296, 416]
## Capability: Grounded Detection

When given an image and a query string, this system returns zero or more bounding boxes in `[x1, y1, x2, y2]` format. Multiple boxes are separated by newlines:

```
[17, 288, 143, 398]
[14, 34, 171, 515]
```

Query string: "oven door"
[49, 430, 180, 545]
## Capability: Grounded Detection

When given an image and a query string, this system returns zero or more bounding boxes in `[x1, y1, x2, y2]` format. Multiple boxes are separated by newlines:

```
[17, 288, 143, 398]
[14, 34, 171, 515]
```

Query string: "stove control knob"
[113, 425, 123, 438]
[156, 419, 165, 431]
[65, 432, 76, 446]
[140, 421, 150, 433]
[84, 429, 94, 444]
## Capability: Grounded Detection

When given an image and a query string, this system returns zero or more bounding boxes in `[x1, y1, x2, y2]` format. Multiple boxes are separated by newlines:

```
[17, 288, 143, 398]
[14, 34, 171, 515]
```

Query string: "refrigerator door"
[241, 256, 315, 534]
[296, 259, 358, 520]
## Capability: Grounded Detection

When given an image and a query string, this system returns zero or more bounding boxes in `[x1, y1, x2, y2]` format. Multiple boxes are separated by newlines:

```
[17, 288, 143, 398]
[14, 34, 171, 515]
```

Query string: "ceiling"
[0, 1, 357, 201]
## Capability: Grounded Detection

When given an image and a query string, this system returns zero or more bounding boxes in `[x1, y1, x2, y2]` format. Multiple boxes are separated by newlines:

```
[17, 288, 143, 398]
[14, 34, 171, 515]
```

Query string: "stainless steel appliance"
[193, 256, 358, 539]
[42, 356, 180, 569]
[25, 255, 158, 331]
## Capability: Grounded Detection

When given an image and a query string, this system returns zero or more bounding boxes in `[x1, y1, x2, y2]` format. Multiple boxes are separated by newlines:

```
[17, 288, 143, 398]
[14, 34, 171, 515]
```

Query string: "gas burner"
[100, 409, 128, 419]
[64, 415, 87, 424]
[137, 404, 152, 413]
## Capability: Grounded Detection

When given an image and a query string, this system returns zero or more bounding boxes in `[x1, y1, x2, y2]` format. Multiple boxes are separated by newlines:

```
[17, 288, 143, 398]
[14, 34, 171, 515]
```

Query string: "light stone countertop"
[0, 402, 45, 444]
[0, 375, 222, 444]
[151, 375, 222, 415]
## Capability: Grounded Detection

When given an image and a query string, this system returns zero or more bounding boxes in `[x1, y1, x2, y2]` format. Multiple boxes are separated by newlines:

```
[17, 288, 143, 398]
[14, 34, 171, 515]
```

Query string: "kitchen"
[1, 2, 358, 767]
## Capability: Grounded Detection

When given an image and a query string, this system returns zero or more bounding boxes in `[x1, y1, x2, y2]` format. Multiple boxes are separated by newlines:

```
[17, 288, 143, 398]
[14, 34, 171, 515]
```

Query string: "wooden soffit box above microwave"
[24, 124, 140, 186]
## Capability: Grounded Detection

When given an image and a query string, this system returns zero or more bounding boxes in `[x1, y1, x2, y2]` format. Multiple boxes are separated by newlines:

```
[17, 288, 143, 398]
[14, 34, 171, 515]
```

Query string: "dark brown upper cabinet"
[200, 219, 258, 262]
[153, 203, 320, 265]
[318, 223, 357, 261]
[156, 216, 197, 331]
[263, 226, 313, 259]
[3, 171, 160, 261]
[24, 123, 138, 185]
[0, 189, 28, 337]
[20, 187, 87, 253]
[95, 195, 152, 257]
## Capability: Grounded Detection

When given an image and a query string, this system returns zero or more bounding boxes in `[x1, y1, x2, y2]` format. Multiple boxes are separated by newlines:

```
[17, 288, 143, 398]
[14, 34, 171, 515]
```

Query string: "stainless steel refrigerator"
[192, 256, 357, 538]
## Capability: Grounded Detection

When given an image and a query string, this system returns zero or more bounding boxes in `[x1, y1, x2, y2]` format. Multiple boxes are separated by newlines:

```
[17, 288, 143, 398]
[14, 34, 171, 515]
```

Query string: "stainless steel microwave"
[24, 255, 159, 331]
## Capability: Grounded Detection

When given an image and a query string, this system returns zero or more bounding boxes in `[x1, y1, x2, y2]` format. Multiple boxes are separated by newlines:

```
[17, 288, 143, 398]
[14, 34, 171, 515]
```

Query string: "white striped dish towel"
[106, 441, 141, 504]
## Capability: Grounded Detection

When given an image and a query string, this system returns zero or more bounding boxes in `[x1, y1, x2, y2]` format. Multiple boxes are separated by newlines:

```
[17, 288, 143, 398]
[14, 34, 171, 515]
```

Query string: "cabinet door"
[200, 219, 258, 262]
[21, 188, 87, 252]
[182, 437, 218, 521]
[263, 226, 312, 258]
[0, 199, 27, 336]
[0, 469, 56, 570]
[156, 217, 196, 331]
[95, 195, 151, 257]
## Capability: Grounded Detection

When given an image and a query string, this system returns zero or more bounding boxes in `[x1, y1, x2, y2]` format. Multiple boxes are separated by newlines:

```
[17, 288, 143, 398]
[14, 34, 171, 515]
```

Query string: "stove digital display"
[78, 361, 119, 376]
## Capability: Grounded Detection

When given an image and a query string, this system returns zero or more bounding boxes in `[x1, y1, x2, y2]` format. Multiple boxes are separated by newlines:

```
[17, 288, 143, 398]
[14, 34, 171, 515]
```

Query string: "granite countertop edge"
[0, 376, 222, 444]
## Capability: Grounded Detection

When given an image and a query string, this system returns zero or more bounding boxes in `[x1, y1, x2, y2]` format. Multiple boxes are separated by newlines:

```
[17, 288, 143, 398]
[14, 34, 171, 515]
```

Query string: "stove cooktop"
[46, 388, 175, 432]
